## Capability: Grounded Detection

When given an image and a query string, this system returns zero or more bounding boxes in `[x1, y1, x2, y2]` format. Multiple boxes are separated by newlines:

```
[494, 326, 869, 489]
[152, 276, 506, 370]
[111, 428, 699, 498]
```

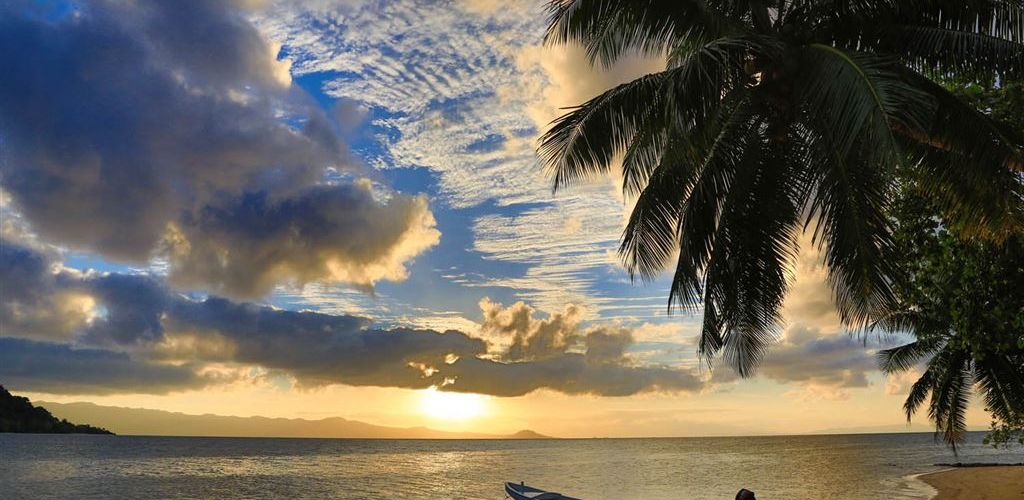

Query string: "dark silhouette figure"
[736, 489, 756, 500]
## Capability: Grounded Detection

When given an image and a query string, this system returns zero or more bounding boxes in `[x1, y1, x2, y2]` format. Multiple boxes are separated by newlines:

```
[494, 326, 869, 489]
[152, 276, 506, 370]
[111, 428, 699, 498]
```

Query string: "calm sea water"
[2, 432, 1022, 499]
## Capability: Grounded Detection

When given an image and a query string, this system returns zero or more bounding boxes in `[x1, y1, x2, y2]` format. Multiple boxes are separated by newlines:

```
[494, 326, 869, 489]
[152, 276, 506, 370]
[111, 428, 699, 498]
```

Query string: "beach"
[921, 466, 1024, 499]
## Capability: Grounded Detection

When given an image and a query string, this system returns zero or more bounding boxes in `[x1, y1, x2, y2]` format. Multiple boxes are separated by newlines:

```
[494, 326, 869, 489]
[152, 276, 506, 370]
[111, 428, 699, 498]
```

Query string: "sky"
[0, 0, 989, 437]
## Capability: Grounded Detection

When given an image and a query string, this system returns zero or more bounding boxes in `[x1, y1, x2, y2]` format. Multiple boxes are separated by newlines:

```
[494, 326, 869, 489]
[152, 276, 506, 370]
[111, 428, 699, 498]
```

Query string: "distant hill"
[0, 386, 112, 434]
[39, 401, 551, 440]
[508, 429, 551, 439]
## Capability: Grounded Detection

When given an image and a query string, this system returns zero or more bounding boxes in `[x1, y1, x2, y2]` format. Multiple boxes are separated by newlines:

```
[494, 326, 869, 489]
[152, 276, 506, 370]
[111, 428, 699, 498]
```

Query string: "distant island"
[507, 429, 550, 439]
[0, 386, 112, 434]
[38, 400, 551, 440]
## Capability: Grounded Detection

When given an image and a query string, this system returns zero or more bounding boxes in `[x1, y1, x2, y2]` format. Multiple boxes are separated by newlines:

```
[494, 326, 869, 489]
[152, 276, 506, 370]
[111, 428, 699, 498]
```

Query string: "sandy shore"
[920, 466, 1024, 499]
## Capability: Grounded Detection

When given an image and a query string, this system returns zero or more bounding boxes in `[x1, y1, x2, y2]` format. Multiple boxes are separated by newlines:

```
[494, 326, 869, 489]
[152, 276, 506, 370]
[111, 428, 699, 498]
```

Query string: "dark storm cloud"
[0, 0, 437, 298]
[0, 243, 706, 397]
[0, 337, 208, 395]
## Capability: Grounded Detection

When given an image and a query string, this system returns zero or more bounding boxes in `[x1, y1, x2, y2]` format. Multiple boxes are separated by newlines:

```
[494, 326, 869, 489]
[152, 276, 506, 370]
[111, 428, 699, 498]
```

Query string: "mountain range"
[39, 401, 551, 439]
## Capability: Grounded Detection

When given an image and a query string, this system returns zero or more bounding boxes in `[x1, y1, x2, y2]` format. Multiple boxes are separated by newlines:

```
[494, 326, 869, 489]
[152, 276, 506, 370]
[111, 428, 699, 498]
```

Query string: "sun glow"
[419, 387, 488, 420]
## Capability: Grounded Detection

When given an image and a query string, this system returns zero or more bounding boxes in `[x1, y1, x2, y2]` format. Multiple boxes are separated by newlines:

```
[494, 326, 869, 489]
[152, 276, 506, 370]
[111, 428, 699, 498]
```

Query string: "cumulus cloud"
[458, 299, 701, 396]
[885, 368, 923, 396]
[0, 243, 703, 397]
[2, 242, 882, 399]
[164, 182, 439, 298]
[479, 298, 584, 360]
[0, 243, 94, 342]
[758, 325, 877, 391]
[0, 0, 437, 297]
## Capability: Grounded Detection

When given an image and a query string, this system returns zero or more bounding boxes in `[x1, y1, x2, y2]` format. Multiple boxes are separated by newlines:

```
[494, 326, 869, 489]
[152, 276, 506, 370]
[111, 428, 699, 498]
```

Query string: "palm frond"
[620, 116, 670, 197]
[662, 94, 760, 304]
[795, 46, 930, 327]
[544, 0, 732, 67]
[885, 25, 1024, 76]
[795, 1, 1024, 70]
[878, 339, 941, 373]
[927, 347, 972, 448]
[895, 1, 1024, 45]
[904, 364, 935, 421]
[974, 354, 1024, 424]
[539, 71, 671, 190]
[620, 87, 756, 285]
[696, 120, 804, 375]
[900, 73, 1024, 239]
[619, 138, 693, 282]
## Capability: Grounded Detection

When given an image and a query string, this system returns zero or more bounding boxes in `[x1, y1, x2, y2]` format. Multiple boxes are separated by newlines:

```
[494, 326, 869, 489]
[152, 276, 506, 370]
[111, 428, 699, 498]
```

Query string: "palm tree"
[878, 197, 1024, 449]
[539, 0, 1024, 377]
[880, 330, 1024, 450]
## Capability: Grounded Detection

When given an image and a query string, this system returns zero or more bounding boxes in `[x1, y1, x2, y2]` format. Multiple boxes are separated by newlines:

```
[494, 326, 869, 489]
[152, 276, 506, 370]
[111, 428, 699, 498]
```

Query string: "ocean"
[1, 432, 1022, 499]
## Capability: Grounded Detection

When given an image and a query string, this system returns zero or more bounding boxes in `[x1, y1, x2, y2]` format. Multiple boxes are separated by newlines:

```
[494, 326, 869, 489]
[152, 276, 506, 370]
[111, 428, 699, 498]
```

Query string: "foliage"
[985, 413, 1024, 447]
[878, 79, 1024, 450]
[879, 186, 1024, 450]
[539, 0, 1024, 377]
[0, 385, 113, 434]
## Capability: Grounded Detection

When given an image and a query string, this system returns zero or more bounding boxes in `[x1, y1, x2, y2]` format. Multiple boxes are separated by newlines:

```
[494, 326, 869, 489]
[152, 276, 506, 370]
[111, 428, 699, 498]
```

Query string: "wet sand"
[920, 466, 1024, 499]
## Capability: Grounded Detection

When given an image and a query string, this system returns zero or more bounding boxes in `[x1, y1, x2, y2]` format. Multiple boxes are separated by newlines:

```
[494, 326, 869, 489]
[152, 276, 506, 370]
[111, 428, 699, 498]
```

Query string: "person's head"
[736, 488, 756, 500]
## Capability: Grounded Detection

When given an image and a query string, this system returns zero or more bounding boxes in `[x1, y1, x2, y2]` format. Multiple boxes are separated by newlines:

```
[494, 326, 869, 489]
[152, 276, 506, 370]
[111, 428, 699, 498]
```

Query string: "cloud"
[2, 241, 885, 399]
[0, 243, 96, 342]
[253, 2, 673, 321]
[465, 43, 666, 314]
[781, 234, 845, 331]
[479, 298, 583, 360]
[459, 298, 701, 396]
[515, 43, 665, 135]
[885, 368, 923, 396]
[470, 195, 629, 314]
[0, 337, 209, 395]
[745, 241, 899, 398]
[164, 182, 440, 299]
[758, 325, 877, 391]
[0, 243, 706, 397]
[0, 0, 436, 297]
[442, 353, 703, 397]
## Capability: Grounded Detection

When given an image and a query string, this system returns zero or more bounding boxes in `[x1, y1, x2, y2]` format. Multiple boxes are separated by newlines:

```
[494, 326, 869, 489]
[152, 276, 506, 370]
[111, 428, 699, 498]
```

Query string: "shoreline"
[918, 465, 1024, 499]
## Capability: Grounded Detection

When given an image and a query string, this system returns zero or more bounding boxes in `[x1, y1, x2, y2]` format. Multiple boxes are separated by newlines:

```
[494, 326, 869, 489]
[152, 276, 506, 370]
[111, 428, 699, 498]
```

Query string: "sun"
[419, 387, 488, 420]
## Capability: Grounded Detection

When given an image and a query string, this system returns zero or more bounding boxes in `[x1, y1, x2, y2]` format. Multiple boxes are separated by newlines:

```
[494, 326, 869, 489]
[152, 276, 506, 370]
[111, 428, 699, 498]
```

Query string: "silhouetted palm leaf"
[540, 0, 1024, 377]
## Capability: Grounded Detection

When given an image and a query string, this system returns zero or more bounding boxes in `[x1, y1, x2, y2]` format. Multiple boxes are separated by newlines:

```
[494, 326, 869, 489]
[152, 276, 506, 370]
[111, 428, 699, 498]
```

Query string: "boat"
[504, 482, 581, 500]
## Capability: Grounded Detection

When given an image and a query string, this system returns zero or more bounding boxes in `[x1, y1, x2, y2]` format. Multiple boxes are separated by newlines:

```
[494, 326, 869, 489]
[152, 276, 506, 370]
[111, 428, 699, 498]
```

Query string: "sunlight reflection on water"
[2, 433, 1021, 499]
